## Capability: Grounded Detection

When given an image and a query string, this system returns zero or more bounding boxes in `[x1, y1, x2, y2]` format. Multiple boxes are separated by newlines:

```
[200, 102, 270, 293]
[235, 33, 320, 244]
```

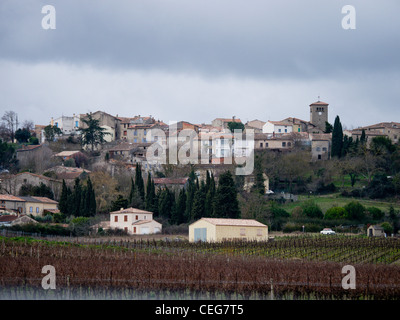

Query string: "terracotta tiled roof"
[110, 207, 153, 214]
[310, 101, 329, 106]
[0, 194, 25, 201]
[197, 218, 267, 227]
[0, 215, 18, 222]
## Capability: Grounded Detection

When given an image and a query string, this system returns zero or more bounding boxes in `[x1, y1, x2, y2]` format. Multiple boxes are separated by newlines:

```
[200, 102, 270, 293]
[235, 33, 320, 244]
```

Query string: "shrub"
[366, 207, 385, 221]
[381, 222, 393, 235]
[324, 207, 347, 220]
[344, 201, 366, 221]
[301, 200, 323, 219]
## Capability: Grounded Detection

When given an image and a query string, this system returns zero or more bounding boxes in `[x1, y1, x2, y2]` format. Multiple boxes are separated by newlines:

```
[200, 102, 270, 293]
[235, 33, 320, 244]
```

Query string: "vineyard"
[1, 235, 400, 300]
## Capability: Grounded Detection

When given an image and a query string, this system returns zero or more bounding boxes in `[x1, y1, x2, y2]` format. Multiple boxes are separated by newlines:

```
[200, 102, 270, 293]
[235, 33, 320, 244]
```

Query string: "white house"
[51, 114, 81, 135]
[262, 121, 293, 136]
[109, 207, 162, 235]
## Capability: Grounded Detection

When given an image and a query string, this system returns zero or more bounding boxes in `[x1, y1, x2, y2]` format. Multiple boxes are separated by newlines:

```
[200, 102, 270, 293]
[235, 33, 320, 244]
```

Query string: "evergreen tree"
[128, 178, 135, 205]
[213, 171, 240, 219]
[204, 172, 216, 217]
[191, 181, 206, 221]
[185, 170, 198, 221]
[173, 188, 186, 224]
[71, 178, 82, 217]
[135, 163, 145, 202]
[253, 156, 265, 195]
[360, 129, 366, 145]
[58, 179, 70, 215]
[110, 194, 129, 212]
[145, 172, 156, 211]
[324, 121, 333, 134]
[158, 187, 174, 220]
[85, 176, 96, 216]
[331, 115, 344, 158]
[79, 113, 110, 151]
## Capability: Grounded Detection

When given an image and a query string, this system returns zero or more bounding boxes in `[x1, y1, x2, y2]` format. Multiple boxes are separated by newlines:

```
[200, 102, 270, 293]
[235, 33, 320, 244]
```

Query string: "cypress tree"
[191, 181, 206, 221]
[71, 178, 82, 217]
[204, 172, 216, 217]
[185, 170, 197, 221]
[174, 188, 186, 224]
[128, 178, 135, 205]
[86, 176, 96, 216]
[331, 115, 343, 158]
[145, 172, 155, 211]
[135, 163, 145, 202]
[213, 171, 240, 219]
[58, 179, 70, 215]
[360, 129, 366, 145]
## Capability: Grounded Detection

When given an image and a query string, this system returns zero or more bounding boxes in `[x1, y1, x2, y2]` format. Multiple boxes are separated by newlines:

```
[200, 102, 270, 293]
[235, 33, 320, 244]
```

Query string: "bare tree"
[1, 111, 18, 143]
[22, 120, 34, 132]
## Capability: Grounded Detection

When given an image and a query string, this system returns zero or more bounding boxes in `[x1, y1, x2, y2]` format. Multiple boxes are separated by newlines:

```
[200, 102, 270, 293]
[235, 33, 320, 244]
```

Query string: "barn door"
[194, 228, 207, 242]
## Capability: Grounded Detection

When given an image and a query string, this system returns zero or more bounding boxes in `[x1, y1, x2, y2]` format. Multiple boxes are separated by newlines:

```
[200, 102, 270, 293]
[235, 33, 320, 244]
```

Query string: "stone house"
[0, 194, 58, 216]
[254, 133, 294, 150]
[351, 122, 400, 145]
[212, 117, 242, 129]
[80, 111, 121, 142]
[310, 133, 331, 161]
[0, 214, 38, 227]
[3, 172, 62, 200]
[367, 225, 386, 237]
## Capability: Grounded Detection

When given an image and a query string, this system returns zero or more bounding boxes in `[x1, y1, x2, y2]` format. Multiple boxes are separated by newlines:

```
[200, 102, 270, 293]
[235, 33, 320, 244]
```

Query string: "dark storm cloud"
[1, 0, 399, 79]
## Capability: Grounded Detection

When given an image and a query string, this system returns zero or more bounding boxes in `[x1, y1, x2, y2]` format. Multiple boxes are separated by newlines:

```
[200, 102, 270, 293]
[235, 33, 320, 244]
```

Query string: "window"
[135, 215, 138, 220]
[298, 128, 301, 132]
[282, 142, 286, 147]
[316, 147, 321, 151]
[284, 129, 287, 133]
[287, 142, 291, 147]
[124, 227, 128, 232]
[133, 227, 136, 233]
[240, 228, 246, 236]
[29, 206, 33, 213]
[134, 130, 137, 136]
[278, 129, 281, 133]
[265, 143, 268, 148]
[322, 147, 327, 152]
[114, 216, 118, 222]
[124, 215, 128, 222]
[134, 138, 137, 143]
[260, 143, 263, 148]
[36, 207, 39, 213]
[75, 121, 79, 128]
[257, 229, 263, 236]
[318, 155, 322, 160]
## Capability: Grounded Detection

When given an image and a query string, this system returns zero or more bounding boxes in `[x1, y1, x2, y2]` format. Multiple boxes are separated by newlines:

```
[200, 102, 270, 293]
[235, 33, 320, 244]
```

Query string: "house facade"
[0, 194, 58, 216]
[189, 218, 268, 242]
[109, 207, 162, 235]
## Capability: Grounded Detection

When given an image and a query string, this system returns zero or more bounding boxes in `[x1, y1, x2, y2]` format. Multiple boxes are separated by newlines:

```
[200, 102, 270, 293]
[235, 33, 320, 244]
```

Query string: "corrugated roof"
[198, 218, 267, 227]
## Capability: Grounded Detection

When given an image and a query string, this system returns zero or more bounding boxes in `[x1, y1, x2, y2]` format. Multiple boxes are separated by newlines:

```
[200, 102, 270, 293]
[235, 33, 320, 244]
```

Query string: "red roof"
[310, 101, 329, 106]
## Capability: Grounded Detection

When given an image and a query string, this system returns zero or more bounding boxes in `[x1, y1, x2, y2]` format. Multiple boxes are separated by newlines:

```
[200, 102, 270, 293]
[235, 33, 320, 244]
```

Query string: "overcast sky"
[1, 0, 399, 129]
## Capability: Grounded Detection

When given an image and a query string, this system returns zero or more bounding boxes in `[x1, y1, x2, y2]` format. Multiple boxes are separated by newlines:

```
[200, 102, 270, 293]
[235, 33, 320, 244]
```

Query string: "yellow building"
[189, 218, 268, 242]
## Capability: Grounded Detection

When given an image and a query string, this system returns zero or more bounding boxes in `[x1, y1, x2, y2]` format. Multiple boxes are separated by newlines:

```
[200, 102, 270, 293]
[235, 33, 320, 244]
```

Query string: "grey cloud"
[1, 0, 399, 79]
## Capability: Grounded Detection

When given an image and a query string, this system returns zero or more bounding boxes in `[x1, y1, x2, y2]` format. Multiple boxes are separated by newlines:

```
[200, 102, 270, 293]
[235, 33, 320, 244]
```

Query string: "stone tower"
[310, 100, 329, 131]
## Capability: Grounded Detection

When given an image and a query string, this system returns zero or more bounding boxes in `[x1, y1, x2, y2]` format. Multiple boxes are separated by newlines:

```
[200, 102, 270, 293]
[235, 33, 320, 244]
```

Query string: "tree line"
[58, 177, 96, 217]
[110, 164, 241, 225]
